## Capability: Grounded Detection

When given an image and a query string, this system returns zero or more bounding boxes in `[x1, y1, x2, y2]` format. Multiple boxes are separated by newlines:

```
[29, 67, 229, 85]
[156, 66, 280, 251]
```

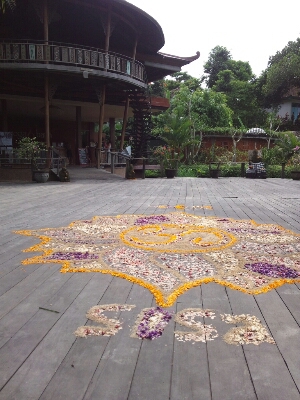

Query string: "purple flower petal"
[244, 262, 299, 279]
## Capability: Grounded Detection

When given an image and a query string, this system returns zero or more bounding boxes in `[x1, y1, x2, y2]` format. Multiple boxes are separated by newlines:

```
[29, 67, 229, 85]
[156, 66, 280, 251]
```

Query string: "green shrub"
[220, 163, 242, 177]
[177, 165, 199, 177]
[147, 162, 294, 179]
[145, 170, 161, 178]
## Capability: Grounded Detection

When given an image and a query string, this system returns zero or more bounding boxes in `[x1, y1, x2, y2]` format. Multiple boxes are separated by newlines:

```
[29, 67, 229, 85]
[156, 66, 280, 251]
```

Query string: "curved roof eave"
[158, 51, 201, 64]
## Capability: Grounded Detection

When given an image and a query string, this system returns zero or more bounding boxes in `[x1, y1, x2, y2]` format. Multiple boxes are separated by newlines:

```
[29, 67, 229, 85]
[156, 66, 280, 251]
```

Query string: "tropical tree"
[170, 85, 233, 130]
[213, 71, 267, 127]
[263, 38, 300, 105]
[202, 46, 232, 88]
[159, 112, 192, 154]
[148, 80, 166, 97]
[275, 131, 300, 163]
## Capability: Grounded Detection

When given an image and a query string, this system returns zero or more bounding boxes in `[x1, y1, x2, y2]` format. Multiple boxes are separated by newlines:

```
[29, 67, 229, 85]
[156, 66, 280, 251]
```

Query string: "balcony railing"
[0, 40, 146, 83]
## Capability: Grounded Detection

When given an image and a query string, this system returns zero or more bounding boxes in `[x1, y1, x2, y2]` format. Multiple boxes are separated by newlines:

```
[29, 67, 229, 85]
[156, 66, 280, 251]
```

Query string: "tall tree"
[202, 46, 232, 88]
[263, 38, 300, 105]
[213, 71, 266, 127]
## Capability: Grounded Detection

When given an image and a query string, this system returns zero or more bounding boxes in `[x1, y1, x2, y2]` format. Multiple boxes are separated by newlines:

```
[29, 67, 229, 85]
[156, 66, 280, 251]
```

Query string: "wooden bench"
[128, 159, 163, 179]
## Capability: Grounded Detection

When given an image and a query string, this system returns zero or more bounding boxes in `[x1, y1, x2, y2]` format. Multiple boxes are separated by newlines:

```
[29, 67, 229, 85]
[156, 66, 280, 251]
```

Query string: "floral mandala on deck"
[15, 212, 300, 307]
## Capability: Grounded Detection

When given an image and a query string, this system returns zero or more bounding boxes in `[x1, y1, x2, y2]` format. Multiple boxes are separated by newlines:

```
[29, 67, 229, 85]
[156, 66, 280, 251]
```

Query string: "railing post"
[160, 158, 164, 177]
[241, 162, 245, 177]
[111, 152, 115, 174]
[281, 163, 285, 179]
[142, 158, 146, 179]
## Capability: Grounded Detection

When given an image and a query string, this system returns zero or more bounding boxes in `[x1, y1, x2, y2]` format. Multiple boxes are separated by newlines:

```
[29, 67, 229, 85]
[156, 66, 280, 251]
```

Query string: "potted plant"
[208, 161, 221, 178]
[16, 137, 49, 182]
[153, 145, 178, 178]
[289, 146, 300, 180]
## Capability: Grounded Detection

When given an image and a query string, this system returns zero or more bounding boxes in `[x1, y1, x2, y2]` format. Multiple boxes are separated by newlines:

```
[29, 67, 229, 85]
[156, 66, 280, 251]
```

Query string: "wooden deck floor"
[0, 169, 299, 400]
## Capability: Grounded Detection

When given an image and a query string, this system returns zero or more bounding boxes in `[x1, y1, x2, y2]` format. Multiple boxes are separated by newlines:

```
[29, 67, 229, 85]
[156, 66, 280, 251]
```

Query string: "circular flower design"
[120, 224, 236, 253]
[15, 212, 300, 307]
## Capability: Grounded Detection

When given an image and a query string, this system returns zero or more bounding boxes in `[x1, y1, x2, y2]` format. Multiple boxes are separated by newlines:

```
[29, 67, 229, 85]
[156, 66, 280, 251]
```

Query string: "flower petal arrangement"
[16, 212, 300, 307]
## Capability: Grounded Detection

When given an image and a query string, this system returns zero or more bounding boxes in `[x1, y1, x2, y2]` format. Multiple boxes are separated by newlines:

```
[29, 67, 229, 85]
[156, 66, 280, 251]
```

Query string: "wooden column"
[44, 75, 50, 148]
[109, 117, 115, 150]
[105, 17, 111, 52]
[1, 99, 8, 132]
[43, 0, 49, 43]
[120, 96, 129, 150]
[132, 36, 138, 61]
[76, 106, 82, 151]
[131, 36, 138, 77]
[104, 4, 112, 57]
[97, 85, 106, 169]
[43, 0, 50, 167]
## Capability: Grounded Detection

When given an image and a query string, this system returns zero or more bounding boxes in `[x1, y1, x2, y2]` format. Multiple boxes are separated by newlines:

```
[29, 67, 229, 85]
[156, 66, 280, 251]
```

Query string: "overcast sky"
[128, 0, 300, 79]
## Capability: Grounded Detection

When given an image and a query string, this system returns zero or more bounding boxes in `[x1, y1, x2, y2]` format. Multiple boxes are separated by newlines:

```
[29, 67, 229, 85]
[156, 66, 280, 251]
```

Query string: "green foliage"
[145, 170, 161, 178]
[168, 85, 233, 130]
[220, 163, 242, 177]
[263, 38, 300, 105]
[148, 80, 166, 97]
[178, 163, 244, 178]
[164, 72, 197, 92]
[274, 131, 300, 162]
[16, 137, 47, 170]
[227, 60, 253, 82]
[213, 68, 266, 127]
[261, 146, 285, 165]
[16, 137, 46, 160]
[153, 145, 179, 168]
[149, 162, 296, 179]
[202, 45, 268, 127]
[158, 112, 192, 153]
[177, 165, 200, 177]
[202, 46, 232, 88]
[188, 89, 233, 128]
[287, 145, 300, 169]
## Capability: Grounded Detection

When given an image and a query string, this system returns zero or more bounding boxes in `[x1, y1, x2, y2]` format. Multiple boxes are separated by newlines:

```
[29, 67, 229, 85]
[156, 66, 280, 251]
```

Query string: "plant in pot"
[153, 145, 178, 178]
[153, 112, 196, 178]
[16, 137, 49, 182]
[289, 146, 300, 180]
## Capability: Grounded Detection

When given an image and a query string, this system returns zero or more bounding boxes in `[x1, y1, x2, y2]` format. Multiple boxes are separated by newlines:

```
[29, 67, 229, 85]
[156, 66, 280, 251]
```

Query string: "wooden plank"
[83, 284, 154, 400]
[0, 273, 112, 399]
[226, 288, 300, 399]
[0, 273, 94, 393]
[201, 283, 257, 400]
[171, 287, 211, 400]
[127, 302, 176, 400]
[0, 264, 65, 348]
[0, 264, 61, 319]
[275, 284, 300, 325]
[1, 175, 300, 400]
[38, 277, 138, 400]
[254, 289, 300, 392]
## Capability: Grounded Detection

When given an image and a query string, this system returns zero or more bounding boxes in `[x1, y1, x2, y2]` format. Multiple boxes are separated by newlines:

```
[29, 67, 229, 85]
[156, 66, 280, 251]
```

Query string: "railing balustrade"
[0, 40, 146, 82]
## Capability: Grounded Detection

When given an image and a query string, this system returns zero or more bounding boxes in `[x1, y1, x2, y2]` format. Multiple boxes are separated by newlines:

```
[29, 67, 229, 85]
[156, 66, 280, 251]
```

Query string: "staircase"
[128, 89, 152, 159]
[50, 148, 67, 179]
